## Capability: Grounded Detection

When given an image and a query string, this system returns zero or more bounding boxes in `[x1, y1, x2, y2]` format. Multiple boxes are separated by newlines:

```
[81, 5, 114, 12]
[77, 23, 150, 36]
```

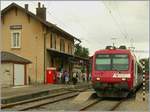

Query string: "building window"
[67, 43, 72, 54]
[60, 39, 65, 52]
[70, 43, 73, 54]
[51, 33, 56, 49]
[68, 43, 73, 54]
[68, 43, 70, 53]
[11, 30, 21, 48]
[71, 44, 74, 55]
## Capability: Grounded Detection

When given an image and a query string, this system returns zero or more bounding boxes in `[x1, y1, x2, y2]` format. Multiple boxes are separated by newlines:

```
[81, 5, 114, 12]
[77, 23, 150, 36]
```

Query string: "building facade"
[1, 2, 81, 85]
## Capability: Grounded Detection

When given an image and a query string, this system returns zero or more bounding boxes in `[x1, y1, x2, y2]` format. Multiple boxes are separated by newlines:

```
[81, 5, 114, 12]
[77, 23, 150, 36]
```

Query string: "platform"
[1, 83, 91, 105]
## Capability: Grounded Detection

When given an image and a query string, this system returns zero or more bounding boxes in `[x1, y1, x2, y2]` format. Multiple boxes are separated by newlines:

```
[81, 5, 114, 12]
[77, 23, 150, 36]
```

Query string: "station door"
[14, 64, 25, 86]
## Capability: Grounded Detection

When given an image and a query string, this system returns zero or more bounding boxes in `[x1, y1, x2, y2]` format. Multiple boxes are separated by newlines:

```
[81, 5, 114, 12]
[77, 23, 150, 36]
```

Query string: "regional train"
[91, 45, 143, 98]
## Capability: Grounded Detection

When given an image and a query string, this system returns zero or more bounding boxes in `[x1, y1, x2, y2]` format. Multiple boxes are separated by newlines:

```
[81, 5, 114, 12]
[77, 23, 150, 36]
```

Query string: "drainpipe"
[43, 30, 49, 84]
[44, 33, 46, 84]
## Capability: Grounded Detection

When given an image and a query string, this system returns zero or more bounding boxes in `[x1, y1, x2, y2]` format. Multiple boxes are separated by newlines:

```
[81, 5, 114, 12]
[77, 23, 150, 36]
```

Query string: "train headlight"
[122, 78, 126, 81]
[96, 77, 100, 80]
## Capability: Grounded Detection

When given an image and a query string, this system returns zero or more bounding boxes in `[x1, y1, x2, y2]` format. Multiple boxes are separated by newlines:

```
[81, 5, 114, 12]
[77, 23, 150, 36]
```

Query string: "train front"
[91, 49, 133, 98]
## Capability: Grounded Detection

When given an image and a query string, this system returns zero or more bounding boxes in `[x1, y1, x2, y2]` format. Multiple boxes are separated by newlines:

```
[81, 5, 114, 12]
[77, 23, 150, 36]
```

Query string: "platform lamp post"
[142, 60, 146, 101]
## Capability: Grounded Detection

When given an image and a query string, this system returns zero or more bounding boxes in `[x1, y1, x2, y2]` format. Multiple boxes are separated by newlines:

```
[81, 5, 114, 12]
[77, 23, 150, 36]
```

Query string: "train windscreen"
[95, 54, 129, 71]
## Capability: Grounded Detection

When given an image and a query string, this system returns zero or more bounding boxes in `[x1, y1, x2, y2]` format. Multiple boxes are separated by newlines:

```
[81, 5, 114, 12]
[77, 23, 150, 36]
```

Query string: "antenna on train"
[111, 37, 117, 48]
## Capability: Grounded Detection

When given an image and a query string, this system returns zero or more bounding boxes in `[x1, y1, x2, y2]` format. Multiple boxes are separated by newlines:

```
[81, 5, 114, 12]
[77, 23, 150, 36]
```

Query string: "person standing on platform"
[64, 71, 69, 84]
[82, 73, 85, 82]
[61, 69, 65, 84]
[58, 71, 62, 84]
[72, 72, 77, 85]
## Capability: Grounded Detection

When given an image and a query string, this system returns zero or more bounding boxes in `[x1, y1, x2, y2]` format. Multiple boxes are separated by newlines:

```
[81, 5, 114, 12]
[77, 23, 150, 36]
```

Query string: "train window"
[96, 65, 111, 70]
[112, 58, 128, 64]
[95, 55, 111, 70]
[96, 58, 111, 64]
[112, 64, 128, 71]
[112, 54, 129, 71]
[95, 54, 129, 71]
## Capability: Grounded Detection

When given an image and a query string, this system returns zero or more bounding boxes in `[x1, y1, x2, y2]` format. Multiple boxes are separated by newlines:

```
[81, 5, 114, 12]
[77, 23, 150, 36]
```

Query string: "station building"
[1, 2, 82, 86]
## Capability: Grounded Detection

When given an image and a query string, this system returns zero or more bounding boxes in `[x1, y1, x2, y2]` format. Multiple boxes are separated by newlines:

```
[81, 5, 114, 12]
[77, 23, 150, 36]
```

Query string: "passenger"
[72, 72, 77, 85]
[56, 71, 61, 84]
[82, 73, 85, 82]
[58, 71, 62, 84]
[89, 73, 91, 81]
[64, 71, 69, 84]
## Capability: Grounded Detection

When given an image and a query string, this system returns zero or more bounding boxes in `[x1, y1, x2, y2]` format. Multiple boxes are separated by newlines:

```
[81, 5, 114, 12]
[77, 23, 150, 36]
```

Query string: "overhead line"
[102, 1, 128, 40]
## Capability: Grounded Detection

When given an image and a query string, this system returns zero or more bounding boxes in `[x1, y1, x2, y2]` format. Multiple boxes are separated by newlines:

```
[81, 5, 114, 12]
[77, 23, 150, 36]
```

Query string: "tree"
[74, 44, 89, 58]
[74, 44, 82, 56]
[81, 47, 89, 58]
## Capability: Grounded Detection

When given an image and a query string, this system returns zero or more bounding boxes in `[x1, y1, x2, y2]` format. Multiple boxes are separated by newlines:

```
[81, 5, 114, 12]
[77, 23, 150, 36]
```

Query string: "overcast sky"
[1, 1, 149, 59]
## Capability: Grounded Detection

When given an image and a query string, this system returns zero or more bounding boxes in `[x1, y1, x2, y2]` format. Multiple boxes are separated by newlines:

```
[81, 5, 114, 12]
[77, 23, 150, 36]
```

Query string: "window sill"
[11, 47, 21, 50]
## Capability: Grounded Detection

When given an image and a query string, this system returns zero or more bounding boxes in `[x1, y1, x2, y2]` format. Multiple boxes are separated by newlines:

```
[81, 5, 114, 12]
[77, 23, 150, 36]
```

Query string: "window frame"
[68, 42, 72, 54]
[51, 33, 56, 49]
[60, 38, 65, 52]
[11, 30, 21, 48]
[95, 54, 129, 71]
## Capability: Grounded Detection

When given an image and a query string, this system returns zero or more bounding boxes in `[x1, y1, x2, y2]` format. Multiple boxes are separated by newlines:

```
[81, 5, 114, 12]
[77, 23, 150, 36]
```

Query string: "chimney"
[36, 2, 46, 20]
[25, 4, 28, 10]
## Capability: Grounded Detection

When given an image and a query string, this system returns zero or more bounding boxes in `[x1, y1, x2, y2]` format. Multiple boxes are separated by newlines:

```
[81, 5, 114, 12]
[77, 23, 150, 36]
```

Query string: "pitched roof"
[1, 51, 31, 64]
[1, 3, 81, 42]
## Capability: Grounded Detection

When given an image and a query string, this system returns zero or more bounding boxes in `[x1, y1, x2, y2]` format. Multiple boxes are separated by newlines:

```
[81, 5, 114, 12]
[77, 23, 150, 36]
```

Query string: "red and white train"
[91, 46, 143, 97]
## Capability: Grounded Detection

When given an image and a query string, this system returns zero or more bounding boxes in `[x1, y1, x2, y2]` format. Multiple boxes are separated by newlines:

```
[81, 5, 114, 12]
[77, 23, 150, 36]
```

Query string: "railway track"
[79, 98, 125, 111]
[109, 99, 124, 111]
[2, 88, 87, 111]
[79, 81, 146, 111]
[79, 99, 102, 111]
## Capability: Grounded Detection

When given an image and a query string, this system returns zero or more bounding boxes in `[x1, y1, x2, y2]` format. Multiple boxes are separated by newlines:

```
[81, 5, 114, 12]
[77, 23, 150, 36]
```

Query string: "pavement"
[1, 82, 91, 104]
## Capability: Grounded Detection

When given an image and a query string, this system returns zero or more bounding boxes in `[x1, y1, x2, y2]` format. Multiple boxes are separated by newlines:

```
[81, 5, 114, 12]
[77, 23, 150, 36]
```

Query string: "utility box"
[46, 67, 56, 84]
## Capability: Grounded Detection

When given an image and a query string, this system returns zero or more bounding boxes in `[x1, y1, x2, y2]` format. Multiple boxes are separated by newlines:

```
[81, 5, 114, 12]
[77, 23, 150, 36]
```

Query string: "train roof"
[95, 49, 132, 54]
[94, 48, 138, 60]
